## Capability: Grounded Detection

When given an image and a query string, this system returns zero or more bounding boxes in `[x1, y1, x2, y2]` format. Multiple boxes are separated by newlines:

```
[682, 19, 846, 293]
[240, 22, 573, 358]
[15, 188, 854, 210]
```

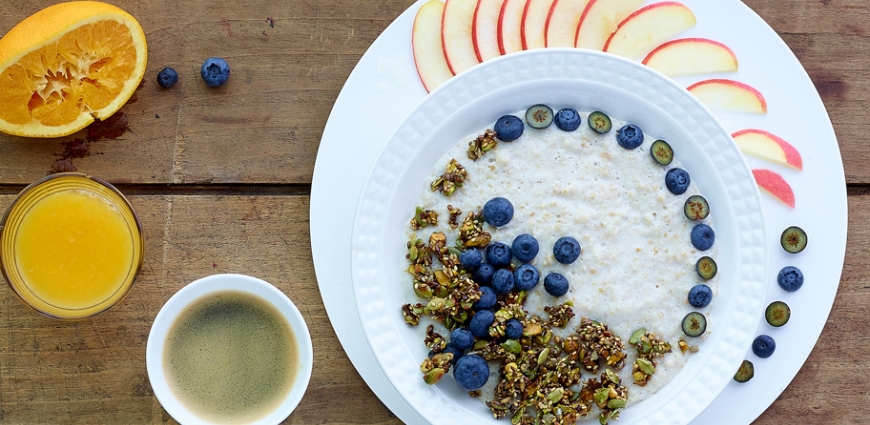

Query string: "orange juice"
[1, 174, 143, 319]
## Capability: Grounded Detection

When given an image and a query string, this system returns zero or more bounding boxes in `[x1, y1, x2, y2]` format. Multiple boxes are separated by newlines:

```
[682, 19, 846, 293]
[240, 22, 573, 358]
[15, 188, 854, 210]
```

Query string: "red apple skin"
[472, 0, 504, 62]
[687, 79, 768, 114]
[733, 129, 803, 171]
[498, 0, 525, 54]
[753, 169, 795, 208]
[442, 0, 481, 75]
[642, 37, 737, 65]
[603, 1, 691, 52]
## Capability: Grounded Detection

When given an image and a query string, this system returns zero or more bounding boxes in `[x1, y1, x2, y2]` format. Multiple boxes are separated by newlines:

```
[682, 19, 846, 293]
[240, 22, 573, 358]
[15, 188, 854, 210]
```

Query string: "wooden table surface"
[0, 0, 865, 424]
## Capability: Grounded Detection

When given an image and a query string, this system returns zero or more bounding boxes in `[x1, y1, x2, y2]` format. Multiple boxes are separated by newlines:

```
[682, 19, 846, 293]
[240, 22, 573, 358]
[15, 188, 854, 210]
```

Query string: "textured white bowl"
[350, 49, 768, 425]
[146, 274, 313, 425]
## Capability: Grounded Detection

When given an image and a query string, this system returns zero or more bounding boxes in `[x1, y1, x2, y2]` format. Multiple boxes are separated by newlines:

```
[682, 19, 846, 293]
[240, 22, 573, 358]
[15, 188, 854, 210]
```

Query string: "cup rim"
[145, 273, 314, 425]
[0, 172, 144, 319]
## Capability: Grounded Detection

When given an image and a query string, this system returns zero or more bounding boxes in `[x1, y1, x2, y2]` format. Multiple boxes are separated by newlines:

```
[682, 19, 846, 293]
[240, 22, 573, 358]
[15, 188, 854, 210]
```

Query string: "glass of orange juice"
[0, 173, 144, 319]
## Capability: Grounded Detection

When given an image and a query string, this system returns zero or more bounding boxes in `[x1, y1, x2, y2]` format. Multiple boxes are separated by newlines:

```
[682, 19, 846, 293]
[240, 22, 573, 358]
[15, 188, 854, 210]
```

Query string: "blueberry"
[688, 284, 713, 308]
[554, 108, 581, 131]
[514, 264, 540, 291]
[453, 354, 490, 390]
[682, 312, 707, 337]
[665, 168, 691, 194]
[511, 234, 539, 262]
[752, 335, 776, 358]
[442, 343, 463, 364]
[473, 263, 496, 285]
[486, 242, 512, 268]
[616, 124, 644, 149]
[156, 67, 178, 88]
[553, 236, 581, 264]
[469, 310, 495, 338]
[690, 224, 715, 251]
[504, 318, 523, 340]
[544, 273, 569, 296]
[460, 248, 483, 270]
[473, 286, 497, 311]
[777, 266, 804, 292]
[201, 57, 230, 87]
[734, 359, 754, 383]
[780, 226, 808, 254]
[483, 197, 514, 227]
[450, 328, 475, 350]
[494, 115, 524, 142]
[492, 269, 515, 294]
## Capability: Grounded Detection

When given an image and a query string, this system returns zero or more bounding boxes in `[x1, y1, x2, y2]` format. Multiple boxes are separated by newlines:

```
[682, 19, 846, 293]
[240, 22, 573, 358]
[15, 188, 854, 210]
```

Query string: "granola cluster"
[627, 329, 672, 386]
[431, 158, 467, 196]
[467, 129, 498, 161]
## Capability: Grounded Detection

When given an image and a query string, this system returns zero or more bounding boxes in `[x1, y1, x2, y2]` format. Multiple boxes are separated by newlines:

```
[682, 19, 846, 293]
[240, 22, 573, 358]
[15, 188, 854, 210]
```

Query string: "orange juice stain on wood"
[14, 190, 134, 310]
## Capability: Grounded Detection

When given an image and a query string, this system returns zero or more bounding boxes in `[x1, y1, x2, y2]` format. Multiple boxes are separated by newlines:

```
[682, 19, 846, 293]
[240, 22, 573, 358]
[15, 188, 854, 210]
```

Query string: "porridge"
[402, 106, 717, 424]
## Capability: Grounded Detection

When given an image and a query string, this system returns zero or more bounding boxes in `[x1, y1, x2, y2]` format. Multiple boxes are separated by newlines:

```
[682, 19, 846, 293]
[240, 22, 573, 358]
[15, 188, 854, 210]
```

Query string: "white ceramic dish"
[145, 274, 313, 425]
[350, 49, 767, 424]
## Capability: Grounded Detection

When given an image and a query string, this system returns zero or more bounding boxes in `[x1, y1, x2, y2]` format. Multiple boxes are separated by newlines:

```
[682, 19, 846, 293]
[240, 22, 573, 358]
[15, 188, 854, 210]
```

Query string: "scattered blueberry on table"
[201, 57, 230, 87]
[156, 67, 178, 88]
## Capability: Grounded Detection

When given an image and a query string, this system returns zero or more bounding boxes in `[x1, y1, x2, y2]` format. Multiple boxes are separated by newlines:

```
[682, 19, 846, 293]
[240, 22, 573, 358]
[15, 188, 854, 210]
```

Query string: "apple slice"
[473, 0, 505, 62]
[733, 129, 803, 171]
[522, 0, 554, 50]
[499, 0, 525, 54]
[413, 1, 454, 93]
[687, 79, 767, 114]
[604, 1, 696, 60]
[753, 169, 795, 208]
[574, 0, 644, 50]
[443, 0, 481, 75]
[545, 0, 591, 47]
[643, 38, 738, 76]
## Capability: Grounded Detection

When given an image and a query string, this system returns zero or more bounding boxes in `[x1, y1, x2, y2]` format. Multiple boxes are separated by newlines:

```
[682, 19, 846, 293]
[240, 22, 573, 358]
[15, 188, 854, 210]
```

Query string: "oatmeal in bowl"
[351, 49, 767, 425]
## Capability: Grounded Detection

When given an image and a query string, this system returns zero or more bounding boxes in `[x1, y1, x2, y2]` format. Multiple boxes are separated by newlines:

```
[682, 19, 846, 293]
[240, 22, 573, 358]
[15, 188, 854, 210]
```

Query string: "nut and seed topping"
[411, 206, 438, 230]
[467, 129, 498, 161]
[447, 205, 462, 229]
[431, 159, 467, 196]
[577, 318, 626, 373]
[457, 210, 491, 249]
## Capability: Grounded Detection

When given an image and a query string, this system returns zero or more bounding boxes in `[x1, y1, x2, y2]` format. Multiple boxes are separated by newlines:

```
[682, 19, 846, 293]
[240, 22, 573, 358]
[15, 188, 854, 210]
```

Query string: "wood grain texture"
[0, 195, 399, 424]
[0, 0, 866, 424]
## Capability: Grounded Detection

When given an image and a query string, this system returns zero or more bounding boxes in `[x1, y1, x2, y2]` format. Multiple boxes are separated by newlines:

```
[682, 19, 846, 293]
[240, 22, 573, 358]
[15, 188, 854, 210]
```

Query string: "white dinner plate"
[311, 1, 846, 423]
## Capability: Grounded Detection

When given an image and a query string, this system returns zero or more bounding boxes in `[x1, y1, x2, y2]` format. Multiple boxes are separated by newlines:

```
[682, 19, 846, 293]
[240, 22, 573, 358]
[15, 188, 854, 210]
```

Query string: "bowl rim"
[145, 273, 314, 425]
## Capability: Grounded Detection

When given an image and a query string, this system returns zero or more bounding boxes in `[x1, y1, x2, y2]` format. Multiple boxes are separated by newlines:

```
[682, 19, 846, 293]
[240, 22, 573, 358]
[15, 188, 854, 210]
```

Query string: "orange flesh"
[0, 20, 136, 127]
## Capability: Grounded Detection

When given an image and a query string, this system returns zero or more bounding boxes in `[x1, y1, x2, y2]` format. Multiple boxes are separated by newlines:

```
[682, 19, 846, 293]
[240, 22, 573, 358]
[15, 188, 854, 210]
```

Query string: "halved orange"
[0, 1, 147, 138]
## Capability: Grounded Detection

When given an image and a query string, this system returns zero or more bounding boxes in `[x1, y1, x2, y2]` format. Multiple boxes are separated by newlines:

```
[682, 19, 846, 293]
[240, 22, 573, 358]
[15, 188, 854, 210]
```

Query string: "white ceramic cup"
[146, 274, 313, 425]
